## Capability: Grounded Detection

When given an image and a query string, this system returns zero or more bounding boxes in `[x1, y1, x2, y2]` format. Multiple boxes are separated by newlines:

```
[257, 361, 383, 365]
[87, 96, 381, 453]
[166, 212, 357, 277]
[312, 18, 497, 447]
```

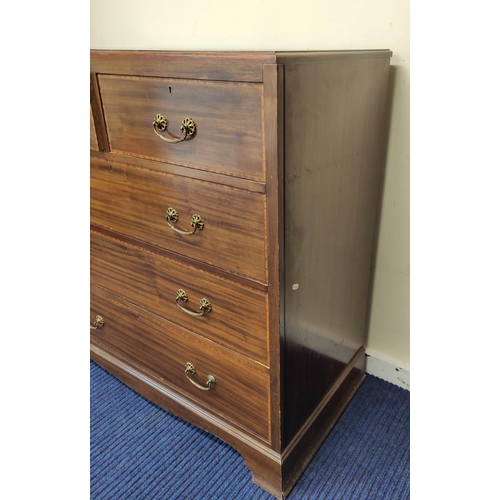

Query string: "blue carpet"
[90, 360, 409, 499]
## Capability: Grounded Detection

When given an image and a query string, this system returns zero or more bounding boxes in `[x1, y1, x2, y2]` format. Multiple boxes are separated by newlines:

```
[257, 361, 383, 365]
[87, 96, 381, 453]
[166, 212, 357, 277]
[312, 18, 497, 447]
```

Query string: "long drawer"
[90, 231, 269, 364]
[90, 161, 268, 283]
[98, 75, 264, 181]
[90, 285, 270, 441]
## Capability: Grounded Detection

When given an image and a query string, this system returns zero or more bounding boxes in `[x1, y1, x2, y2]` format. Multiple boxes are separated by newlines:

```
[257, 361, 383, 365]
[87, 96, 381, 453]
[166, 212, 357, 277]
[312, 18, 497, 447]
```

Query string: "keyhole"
[168, 86, 172, 94]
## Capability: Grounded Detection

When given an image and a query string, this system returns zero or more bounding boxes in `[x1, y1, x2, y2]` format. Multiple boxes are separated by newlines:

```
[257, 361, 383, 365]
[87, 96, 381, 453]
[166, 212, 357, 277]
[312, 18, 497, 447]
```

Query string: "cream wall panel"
[368, 268, 410, 365]
[91, 0, 410, 369]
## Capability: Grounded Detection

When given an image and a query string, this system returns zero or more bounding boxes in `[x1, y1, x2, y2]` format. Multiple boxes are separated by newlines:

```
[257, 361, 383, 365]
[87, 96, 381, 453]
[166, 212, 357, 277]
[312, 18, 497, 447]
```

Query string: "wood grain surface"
[262, 64, 284, 452]
[90, 161, 268, 283]
[90, 230, 269, 364]
[90, 151, 266, 194]
[91, 285, 271, 441]
[275, 49, 392, 64]
[89, 49, 392, 500]
[91, 50, 277, 82]
[90, 105, 99, 151]
[90, 74, 109, 152]
[98, 75, 264, 181]
[282, 57, 390, 445]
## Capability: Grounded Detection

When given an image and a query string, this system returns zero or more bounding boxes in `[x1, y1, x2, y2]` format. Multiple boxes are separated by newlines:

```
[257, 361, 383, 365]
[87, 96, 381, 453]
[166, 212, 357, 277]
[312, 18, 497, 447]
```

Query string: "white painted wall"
[91, 0, 410, 369]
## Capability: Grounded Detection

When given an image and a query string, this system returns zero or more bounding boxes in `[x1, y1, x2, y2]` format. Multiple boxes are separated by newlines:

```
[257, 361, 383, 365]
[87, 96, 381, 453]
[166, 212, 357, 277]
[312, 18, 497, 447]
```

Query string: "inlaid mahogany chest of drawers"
[90, 49, 391, 498]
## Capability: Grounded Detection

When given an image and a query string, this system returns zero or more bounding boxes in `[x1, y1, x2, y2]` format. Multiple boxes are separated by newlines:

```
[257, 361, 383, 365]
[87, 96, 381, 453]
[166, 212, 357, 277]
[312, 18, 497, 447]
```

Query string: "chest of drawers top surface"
[90, 49, 391, 499]
[90, 49, 391, 80]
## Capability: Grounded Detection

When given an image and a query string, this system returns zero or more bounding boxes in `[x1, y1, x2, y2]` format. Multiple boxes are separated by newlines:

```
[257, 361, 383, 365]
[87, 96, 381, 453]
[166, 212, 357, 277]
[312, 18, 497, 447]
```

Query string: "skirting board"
[365, 349, 410, 390]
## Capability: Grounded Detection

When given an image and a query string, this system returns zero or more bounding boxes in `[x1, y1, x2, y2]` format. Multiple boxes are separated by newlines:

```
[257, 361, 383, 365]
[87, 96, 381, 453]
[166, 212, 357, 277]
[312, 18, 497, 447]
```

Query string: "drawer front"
[90, 161, 268, 283]
[90, 286, 270, 441]
[90, 105, 99, 151]
[98, 75, 264, 181]
[90, 231, 269, 364]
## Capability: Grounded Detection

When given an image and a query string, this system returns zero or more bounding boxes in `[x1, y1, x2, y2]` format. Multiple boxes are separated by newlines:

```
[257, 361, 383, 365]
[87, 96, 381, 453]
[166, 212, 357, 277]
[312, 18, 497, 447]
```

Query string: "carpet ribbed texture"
[91, 361, 409, 499]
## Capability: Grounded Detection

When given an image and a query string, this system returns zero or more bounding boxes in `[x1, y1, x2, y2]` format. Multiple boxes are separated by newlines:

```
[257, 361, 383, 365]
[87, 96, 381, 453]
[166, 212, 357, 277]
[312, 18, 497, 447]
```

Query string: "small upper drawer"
[98, 75, 264, 181]
[90, 161, 268, 283]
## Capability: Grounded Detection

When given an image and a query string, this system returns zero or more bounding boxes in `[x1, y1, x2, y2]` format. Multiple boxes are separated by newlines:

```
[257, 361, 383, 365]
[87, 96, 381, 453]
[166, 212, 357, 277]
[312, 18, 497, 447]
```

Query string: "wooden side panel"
[91, 286, 271, 441]
[98, 75, 264, 181]
[90, 161, 268, 283]
[283, 57, 390, 445]
[90, 231, 269, 365]
[90, 50, 276, 82]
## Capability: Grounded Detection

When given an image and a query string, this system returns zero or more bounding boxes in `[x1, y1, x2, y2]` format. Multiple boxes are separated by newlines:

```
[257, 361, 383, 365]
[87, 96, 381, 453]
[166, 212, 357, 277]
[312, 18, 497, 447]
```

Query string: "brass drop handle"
[176, 289, 212, 317]
[165, 207, 204, 235]
[153, 114, 196, 143]
[185, 362, 216, 391]
[90, 315, 105, 330]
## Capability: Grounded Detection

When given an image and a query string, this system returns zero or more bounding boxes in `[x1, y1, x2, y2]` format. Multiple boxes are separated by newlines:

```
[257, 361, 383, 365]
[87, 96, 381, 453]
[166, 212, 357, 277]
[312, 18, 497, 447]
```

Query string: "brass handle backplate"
[185, 362, 216, 391]
[90, 315, 105, 330]
[176, 289, 212, 317]
[165, 207, 204, 235]
[153, 114, 196, 143]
